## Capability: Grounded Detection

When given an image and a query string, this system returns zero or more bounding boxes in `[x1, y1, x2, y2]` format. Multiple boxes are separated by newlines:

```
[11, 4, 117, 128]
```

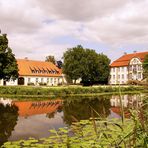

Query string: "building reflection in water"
[12, 100, 62, 118]
[109, 94, 142, 118]
[0, 94, 143, 145]
[0, 98, 63, 146]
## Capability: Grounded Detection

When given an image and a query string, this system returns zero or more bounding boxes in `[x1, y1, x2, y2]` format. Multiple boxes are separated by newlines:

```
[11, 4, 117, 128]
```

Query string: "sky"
[0, 0, 148, 62]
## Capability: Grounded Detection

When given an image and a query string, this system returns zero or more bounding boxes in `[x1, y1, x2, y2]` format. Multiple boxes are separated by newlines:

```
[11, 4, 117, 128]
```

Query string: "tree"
[45, 55, 56, 64]
[0, 33, 18, 81]
[63, 45, 110, 85]
[63, 45, 85, 83]
[143, 54, 148, 80]
[97, 53, 111, 84]
[81, 49, 101, 85]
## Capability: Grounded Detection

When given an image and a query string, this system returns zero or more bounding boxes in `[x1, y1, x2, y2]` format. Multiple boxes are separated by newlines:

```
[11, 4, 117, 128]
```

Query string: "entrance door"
[18, 77, 25, 85]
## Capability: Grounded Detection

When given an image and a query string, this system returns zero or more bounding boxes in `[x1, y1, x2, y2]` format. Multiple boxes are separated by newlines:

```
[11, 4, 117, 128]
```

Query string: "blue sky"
[0, 0, 148, 62]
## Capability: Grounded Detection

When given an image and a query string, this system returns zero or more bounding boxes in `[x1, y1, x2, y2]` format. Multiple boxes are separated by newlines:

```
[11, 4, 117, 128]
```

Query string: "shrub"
[127, 80, 141, 85]
[39, 82, 47, 86]
[27, 82, 35, 86]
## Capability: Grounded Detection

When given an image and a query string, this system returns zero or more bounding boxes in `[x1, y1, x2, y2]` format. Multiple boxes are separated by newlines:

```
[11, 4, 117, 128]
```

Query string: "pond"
[0, 94, 143, 146]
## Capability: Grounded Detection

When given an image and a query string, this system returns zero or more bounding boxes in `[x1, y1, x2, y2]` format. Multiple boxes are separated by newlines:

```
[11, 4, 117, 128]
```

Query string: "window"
[133, 59, 137, 64]
[36, 78, 38, 83]
[51, 78, 53, 83]
[28, 78, 31, 83]
[47, 78, 49, 83]
[118, 75, 120, 79]
[122, 74, 124, 79]
[31, 70, 35, 73]
[54, 78, 56, 83]
[112, 68, 115, 72]
[138, 73, 141, 79]
[113, 75, 115, 80]
[122, 67, 124, 72]
[41, 78, 43, 83]
[129, 65, 132, 71]
[133, 65, 136, 72]
[138, 65, 142, 71]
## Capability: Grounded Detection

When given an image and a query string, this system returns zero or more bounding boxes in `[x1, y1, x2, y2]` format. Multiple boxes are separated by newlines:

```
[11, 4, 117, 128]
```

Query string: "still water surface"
[0, 94, 143, 146]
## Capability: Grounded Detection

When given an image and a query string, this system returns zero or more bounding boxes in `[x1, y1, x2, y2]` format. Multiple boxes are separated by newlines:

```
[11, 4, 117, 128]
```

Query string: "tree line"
[0, 32, 148, 85]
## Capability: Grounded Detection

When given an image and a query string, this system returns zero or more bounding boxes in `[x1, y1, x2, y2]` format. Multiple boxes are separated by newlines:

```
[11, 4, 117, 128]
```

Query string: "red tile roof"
[17, 59, 62, 77]
[12, 100, 62, 117]
[110, 51, 148, 67]
[111, 107, 130, 118]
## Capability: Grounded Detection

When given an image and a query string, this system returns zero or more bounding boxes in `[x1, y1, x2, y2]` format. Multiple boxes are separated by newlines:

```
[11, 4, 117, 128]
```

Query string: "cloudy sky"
[0, 0, 148, 62]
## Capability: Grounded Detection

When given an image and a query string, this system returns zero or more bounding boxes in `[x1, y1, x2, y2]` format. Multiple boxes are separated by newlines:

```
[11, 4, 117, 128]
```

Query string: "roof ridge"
[110, 51, 148, 67]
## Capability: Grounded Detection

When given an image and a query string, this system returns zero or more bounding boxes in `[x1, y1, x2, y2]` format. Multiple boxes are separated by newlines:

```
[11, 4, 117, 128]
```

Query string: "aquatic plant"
[2, 95, 147, 147]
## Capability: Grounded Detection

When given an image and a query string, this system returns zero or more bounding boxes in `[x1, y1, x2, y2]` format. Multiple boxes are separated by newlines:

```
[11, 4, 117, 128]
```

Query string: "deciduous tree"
[143, 54, 148, 80]
[45, 55, 56, 64]
[63, 45, 85, 83]
[0, 33, 18, 81]
[63, 45, 110, 85]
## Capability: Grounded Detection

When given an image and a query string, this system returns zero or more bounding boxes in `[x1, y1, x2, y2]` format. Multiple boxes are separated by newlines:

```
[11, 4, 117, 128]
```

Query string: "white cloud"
[0, 0, 147, 61]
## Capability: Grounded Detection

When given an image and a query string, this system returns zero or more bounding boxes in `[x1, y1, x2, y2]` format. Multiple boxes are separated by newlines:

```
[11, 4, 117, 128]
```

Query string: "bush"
[27, 82, 35, 86]
[39, 82, 47, 86]
[127, 80, 141, 85]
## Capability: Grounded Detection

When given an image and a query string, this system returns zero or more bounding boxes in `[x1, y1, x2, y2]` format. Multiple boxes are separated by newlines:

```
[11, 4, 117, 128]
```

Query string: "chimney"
[133, 50, 137, 53]
[124, 52, 127, 55]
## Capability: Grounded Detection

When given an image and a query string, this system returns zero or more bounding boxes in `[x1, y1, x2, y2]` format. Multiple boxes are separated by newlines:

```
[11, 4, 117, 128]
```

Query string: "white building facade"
[110, 51, 148, 84]
[0, 59, 66, 86]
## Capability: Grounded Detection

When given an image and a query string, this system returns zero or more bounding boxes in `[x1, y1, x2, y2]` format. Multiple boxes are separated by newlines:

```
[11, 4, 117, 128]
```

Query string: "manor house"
[110, 51, 148, 84]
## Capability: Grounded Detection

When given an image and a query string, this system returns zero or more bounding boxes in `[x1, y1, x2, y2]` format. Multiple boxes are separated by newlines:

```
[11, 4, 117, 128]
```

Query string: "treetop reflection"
[0, 103, 18, 146]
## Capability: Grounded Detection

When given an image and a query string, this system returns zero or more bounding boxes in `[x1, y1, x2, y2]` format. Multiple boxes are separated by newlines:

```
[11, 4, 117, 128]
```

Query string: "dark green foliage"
[63, 45, 111, 85]
[81, 49, 101, 85]
[63, 96, 111, 125]
[143, 54, 148, 80]
[0, 34, 18, 81]
[45, 55, 56, 64]
[97, 53, 111, 84]
[63, 45, 85, 82]
[0, 104, 18, 146]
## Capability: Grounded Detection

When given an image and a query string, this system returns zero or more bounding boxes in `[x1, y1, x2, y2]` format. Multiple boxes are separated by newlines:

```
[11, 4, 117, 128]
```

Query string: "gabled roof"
[12, 100, 62, 117]
[110, 51, 148, 67]
[17, 59, 62, 77]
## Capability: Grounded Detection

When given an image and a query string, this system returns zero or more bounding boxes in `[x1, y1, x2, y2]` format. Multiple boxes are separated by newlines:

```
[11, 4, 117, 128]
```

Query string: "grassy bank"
[0, 85, 147, 100]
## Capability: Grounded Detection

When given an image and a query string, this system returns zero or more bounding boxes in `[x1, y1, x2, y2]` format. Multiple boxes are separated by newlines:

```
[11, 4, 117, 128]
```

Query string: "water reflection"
[0, 102, 18, 146]
[110, 94, 142, 118]
[0, 94, 143, 145]
[12, 100, 62, 118]
[63, 96, 111, 125]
